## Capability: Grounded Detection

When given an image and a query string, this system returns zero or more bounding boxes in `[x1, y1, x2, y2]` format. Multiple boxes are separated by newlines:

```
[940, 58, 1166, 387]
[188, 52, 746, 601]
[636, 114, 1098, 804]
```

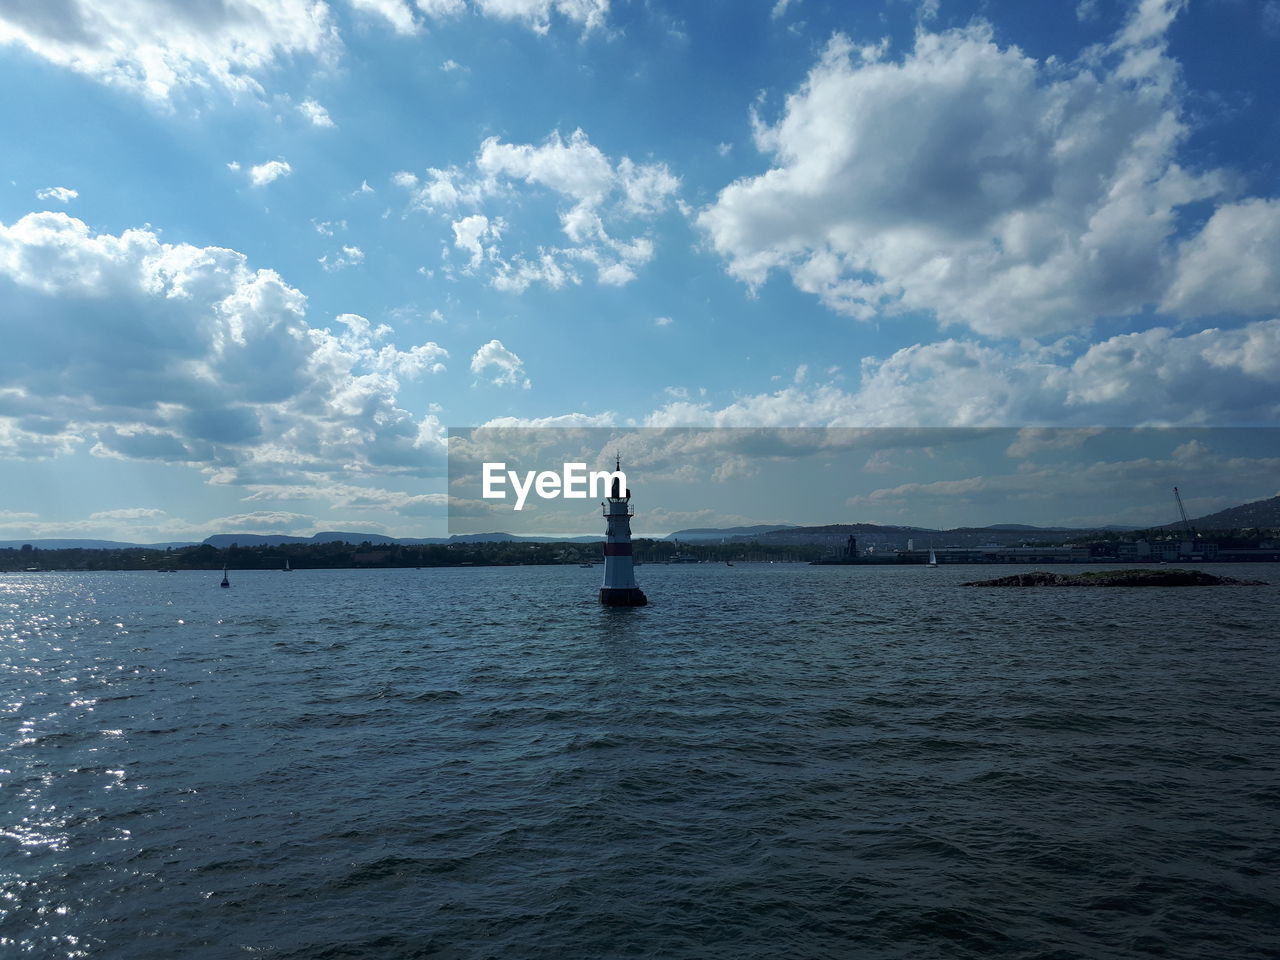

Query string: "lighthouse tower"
[600, 456, 647, 606]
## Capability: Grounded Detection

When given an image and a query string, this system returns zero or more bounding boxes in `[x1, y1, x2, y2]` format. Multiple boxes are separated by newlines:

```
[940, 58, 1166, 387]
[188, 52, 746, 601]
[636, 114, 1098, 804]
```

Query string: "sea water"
[2, 564, 1277, 958]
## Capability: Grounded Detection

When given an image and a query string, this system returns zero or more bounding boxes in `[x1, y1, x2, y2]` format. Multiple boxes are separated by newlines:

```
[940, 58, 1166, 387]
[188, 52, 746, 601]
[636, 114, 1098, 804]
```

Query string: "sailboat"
[927, 547, 938, 568]
[220, 564, 230, 588]
[283, 559, 292, 572]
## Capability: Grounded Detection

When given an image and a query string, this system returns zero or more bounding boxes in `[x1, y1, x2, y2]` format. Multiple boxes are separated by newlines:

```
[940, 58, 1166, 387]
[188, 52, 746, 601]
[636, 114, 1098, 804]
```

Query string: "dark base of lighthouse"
[600, 587, 648, 607]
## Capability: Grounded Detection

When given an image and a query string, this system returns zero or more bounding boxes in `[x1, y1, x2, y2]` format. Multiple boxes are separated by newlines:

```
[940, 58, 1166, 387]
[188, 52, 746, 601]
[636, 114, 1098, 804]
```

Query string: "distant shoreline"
[6, 558, 1280, 574]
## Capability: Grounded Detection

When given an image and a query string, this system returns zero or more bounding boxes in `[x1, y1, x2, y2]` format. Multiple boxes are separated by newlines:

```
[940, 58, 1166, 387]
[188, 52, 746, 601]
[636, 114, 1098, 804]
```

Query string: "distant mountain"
[665, 524, 797, 541]
[4, 531, 602, 551]
[202, 534, 315, 548]
[313, 530, 413, 545]
[1185, 495, 1280, 530]
[202, 531, 602, 547]
[202, 531, 417, 548]
[0, 539, 197, 550]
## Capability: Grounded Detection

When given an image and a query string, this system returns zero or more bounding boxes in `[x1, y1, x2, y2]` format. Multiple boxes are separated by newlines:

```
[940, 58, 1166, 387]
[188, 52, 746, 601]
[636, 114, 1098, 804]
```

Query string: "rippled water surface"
[2, 564, 1278, 958]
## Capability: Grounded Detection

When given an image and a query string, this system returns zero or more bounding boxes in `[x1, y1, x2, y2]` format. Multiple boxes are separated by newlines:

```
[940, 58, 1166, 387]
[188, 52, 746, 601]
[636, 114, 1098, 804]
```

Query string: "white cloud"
[470, 338, 530, 388]
[249, 159, 292, 186]
[346, 0, 599, 35]
[655, 315, 673, 326]
[211, 510, 315, 532]
[771, 0, 801, 19]
[36, 187, 77, 203]
[491, 252, 577, 293]
[318, 244, 365, 271]
[476, 412, 616, 429]
[0, 211, 448, 482]
[0, 0, 607, 109]
[1005, 427, 1105, 459]
[451, 214, 500, 270]
[478, 128, 615, 204]
[697, 3, 1275, 339]
[0, 0, 338, 102]
[416, 0, 468, 15]
[88, 507, 167, 521]
[848, 444, 1280, 528]
[240, 480, 448, 514]
[399, 128, 678, 290]
[641, 319, 1280, 429]
[348, 0, 422, 34]
[470, 0, 608, 34]
[298, 97, 335, 128]
[1163, 198, 1280, 317]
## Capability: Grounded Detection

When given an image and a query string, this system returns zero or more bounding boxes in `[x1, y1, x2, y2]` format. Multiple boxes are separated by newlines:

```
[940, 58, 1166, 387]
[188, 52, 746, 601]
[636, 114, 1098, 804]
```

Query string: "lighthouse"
[600, 456, 647, 606]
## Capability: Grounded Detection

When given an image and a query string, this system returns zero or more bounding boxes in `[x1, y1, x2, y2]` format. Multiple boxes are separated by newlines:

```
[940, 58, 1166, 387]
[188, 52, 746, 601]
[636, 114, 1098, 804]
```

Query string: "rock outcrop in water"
[964, 568, 1267, 587]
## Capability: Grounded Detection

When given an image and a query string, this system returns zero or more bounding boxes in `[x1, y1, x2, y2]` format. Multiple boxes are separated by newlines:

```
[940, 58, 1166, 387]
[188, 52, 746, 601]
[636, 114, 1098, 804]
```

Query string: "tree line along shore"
[4, 525, 1277, 572]
[0, 539, 825, 572]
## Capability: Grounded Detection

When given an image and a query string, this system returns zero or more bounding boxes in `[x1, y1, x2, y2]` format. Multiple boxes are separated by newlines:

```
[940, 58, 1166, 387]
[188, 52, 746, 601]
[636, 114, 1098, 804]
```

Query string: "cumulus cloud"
[396, 127, 678, 290]
[698, 1, 1275, 339]
[848, 443, 1280, 528]
[249, 159, 292, 186]
[1162, 198, 1280, 317]
[0, 0, 338, 102]
[36, 186, 78, 203]
[470, 0, 607, 34]
[0, 211, 448, 482]
[346, 0, 602, 35]
[451, 214, 500, 270]
[476, 412, 616, 429]
[298, 97, 335, 127]
[240, 481, 448, 515]
[211, 510, 315, 532]
[88, 507, 167, 521]
[1005, 427, 1105, 459]
[470, 339, 530, 388]
[0, 0, 606, 108]
[348, 0, 424, 34]
[642, 320, 1280, 429]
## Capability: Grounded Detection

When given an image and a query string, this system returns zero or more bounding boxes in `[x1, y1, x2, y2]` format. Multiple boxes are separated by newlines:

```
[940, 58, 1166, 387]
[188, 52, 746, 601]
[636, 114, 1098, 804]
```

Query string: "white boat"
[283, 559, 292, 572]
[927, 547, 938, 568]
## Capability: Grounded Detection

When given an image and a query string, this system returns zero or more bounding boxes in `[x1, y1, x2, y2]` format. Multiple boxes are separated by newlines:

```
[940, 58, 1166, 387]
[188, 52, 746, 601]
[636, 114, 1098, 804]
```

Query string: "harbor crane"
[1172, 486, 1197, 542]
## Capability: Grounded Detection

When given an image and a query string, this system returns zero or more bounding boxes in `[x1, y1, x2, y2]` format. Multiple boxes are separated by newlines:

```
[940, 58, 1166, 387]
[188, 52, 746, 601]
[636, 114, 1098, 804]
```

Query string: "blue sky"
[1, 0, 1278, 541]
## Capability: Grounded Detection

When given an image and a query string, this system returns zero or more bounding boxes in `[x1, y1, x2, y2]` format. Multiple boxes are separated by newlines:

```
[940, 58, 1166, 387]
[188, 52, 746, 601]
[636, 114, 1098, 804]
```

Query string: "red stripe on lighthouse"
[603, 543, 632, 556]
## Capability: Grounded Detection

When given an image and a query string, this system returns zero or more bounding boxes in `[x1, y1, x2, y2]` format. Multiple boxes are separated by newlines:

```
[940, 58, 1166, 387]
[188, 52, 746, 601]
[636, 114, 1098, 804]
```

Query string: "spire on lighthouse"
[599, 455, 647, 607]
